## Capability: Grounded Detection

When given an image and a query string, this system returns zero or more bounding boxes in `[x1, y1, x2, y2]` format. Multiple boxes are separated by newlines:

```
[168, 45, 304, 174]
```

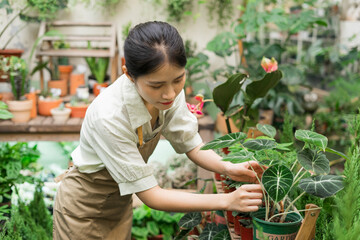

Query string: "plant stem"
[225, 117, 232, 134]
[290, 159, 298, 171]
[292, 167, 304, 183]
[268, 206, 322, 223]
[279, 191, 306, 223]
[292, 170, 308, 188]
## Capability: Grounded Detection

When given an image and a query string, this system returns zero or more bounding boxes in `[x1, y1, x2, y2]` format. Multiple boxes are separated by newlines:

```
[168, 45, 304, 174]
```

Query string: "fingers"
[227, 184, 264, 212]
[241, 184, 263, 192]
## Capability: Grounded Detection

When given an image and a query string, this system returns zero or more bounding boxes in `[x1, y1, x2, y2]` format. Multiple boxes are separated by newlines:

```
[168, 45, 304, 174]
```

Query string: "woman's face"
[131, 63, 186, 111]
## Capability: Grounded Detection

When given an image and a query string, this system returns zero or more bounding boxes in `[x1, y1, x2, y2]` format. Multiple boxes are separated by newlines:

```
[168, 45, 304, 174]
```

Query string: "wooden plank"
[42, 117, 54, 125]
[0, 120, 13, 126]
[295, 204, 320, 240]
[51, 21, 113, 27]
[66, 118, 82, 125]
[0, 133, 80, 142]
[28, 116, 46, 125]
[37, 49, 112, 58]
[42, 36, 112, 42]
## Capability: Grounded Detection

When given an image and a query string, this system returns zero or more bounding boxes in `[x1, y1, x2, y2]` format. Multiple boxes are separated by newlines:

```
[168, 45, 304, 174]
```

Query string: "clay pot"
[38, 98, 63, 116]
[58, 65, 73, 82]
[65, 103, 89, 118]
[51, 107, 71, 122]
[48, 79, 68, 96]
[7, 99, 32, 123]
[70, 73, 85, 95]
[93, 83, 108, 96]
[25, 92, 37, 119]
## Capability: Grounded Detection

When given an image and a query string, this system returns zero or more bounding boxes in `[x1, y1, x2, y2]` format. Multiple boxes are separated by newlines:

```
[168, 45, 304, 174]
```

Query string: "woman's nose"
[162, 86, 175, 100]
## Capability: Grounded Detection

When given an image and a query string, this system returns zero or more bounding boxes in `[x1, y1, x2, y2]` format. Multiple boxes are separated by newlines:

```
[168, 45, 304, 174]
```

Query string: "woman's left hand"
[224, 161, 266, 183]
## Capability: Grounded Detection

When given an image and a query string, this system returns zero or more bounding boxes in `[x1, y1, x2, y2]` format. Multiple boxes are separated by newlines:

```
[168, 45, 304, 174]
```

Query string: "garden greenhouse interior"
[1, 0, 360, 239]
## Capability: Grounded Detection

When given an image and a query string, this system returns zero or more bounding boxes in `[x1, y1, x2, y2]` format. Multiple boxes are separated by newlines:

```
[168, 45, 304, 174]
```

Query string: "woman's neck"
[145, 102, 159, 129]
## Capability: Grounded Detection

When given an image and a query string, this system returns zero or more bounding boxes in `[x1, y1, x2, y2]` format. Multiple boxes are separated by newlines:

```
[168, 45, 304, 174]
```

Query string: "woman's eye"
[151, 85, 162, 89]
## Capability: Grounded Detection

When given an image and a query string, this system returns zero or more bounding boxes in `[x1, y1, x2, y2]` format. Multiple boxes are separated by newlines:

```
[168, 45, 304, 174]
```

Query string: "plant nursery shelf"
[0, 116, 83, 142]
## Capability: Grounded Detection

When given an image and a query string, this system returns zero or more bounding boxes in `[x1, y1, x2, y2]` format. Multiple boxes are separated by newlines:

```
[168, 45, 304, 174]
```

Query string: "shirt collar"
[121, 74, 152, 130]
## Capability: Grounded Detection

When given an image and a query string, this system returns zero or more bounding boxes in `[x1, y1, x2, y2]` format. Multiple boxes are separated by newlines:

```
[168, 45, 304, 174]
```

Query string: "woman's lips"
[161, 101, 173, 105]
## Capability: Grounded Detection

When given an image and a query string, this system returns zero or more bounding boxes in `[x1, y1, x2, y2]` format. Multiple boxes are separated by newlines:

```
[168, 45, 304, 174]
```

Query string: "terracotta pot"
[25, 92, 37, 119]
[226, 210, 234, 224]
[234, 216, 252, 237]
[215, 112, 239, 135]
[93, 83, 108, 96]
[58, 65, 73, 82]
[214, 212, 226, 225]
[38, 98, 63, 116]
[247, 127, 265, 139]
[240, 224, 253, 240]
[65, 103, 89, 118]
[0, 49, 24, 58]
[70, 73, 85, 95]
[51, 107, 71, 122]
[48, 79, 68, 96]
[7, 99, 32, 123]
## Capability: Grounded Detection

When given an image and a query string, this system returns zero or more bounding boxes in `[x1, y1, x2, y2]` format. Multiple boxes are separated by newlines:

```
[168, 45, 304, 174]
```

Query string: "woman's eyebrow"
[148, 72, 185, 84]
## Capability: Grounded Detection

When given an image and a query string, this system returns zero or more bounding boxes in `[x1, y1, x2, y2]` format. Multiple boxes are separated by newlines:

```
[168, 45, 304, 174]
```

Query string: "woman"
[53, 21, 264, 240]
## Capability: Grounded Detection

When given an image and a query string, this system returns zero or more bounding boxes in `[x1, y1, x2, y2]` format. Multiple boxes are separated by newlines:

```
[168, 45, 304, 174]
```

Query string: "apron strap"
[137, 126, 143, 147]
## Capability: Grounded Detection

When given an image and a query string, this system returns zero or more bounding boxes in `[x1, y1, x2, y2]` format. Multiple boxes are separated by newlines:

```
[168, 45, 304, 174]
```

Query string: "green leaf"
[275, 142, 293, 151]
[0, 101, 8, 110]
[178, 212, 202, 229]
[295, 130, 328, 151]
[131, 226, 148, 238]
[299, 175, 344, 198]
[297, 149, 330, 175]
[262, 165, 293, 202]
[201, 132, 247, 150]
[243, 139, 276, 151]
[5, 161, 21, 179]
[256, 123, 276, 138]
[245, 70, 282, 107]
[222, 151, 254, 163]
[213, 229, 231, 240]
[147, 221, 160, 236]
[159, 223, 174, 236]
[212, 73, 247, 113]
[199, 223, 221, 240]
[325, 147, 349, 161]
[0, 109, 13, 120]
[174, 229, 192, 240]
[151, 210, 165, 222]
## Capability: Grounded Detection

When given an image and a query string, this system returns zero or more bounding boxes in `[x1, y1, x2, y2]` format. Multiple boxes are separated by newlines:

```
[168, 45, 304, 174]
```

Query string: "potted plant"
[85, 41, 110, 96]
[65, 96, 90, 118]
[2, 56, 33, 123]
[201, 123, 346, 239]
[51, 102, 71, 123]
[54, 40, 73, 88]
[37, 88, 63, 116]
[132, 204, 184, 240]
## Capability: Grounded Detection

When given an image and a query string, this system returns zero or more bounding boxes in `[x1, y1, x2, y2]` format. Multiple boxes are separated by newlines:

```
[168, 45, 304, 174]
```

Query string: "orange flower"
[261, 57, 278, 73]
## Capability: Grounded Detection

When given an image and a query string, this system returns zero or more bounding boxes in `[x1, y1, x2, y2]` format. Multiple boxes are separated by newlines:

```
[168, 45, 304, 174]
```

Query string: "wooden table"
[0, 116, 83, 141]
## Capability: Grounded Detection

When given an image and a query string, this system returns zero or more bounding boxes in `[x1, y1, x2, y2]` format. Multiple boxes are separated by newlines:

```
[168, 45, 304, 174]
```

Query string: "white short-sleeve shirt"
[71, 74, 202, 195]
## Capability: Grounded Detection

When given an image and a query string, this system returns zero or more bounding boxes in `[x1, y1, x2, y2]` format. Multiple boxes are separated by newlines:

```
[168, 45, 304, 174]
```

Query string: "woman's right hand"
[226, 184, 263, 212]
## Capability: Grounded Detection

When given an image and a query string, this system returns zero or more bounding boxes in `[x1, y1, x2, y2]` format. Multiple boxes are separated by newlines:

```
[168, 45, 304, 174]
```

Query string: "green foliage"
[0, 185, 52, 240]
[132, 204, 183, 239]
[85, 41, 110, 83]
[0, 101, 13, 120]
[166, 0, 192, 22]
[280, 111, 294, 146]
[121, 21, 132, 41]
[206, 0, 233, 27]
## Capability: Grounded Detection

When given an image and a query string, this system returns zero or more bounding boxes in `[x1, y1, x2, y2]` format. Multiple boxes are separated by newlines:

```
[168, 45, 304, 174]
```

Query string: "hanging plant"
[166, 0, 192, 22]
[206, 0, 234, 27]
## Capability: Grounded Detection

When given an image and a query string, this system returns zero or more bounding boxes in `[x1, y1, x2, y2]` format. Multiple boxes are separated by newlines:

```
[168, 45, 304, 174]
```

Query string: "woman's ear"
[122, 65, 135, 83]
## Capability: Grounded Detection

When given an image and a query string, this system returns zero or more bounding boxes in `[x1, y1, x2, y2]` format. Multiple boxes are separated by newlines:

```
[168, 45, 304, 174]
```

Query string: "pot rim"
[251, 208, 303, 226]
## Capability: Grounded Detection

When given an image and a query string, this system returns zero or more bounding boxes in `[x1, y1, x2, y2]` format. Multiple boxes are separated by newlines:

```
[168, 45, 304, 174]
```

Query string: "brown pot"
[58, 65, 73, 89]
[93, 83, 108, 96]
[38, 98, 63, 116]
[215, 112, 239, 135]
[65, 103, 89, 118]
[48, 79, 68, 96]
[25, 92, 37, 119]
[70, 73, 85, 95]
[7, 99, 32, 123]
[0, 49, 24, 58]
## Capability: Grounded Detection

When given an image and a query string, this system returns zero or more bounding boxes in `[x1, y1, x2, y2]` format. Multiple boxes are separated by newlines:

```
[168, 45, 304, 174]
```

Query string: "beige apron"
[53, 126, 161, 240]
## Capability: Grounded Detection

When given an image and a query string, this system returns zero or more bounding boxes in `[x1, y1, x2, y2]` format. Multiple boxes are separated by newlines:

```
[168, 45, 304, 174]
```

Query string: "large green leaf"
[222, 151, 254, 163]
[0, 109, 13, 120]
[297, 148, 330, 175]
[244, 70, 282, 106]
[213, 73, 247, 113]
[295, 130, 328, 151]
[151, 209, 165, 221]
[159, 223, 174, 236]
[201, 132, 247, 150]
[147, 221, 159, 236]
[213, 229, 231, 240]
[256, 123, 276, 138]
[243, 139, 276, 151]
[178, 212, 202, 229]
[262, 165, 293, 202]
[325, 147, 349, 161]
[199, 223, 222, 240]
[131, 226, 148, 238]
[5, 161, 21, 179]
[299, 175, 344, 198]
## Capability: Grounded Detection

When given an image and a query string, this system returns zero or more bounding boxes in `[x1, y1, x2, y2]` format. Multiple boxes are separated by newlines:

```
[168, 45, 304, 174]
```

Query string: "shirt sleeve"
[162, 90, 203, 154]
[86, 117, 158, 196]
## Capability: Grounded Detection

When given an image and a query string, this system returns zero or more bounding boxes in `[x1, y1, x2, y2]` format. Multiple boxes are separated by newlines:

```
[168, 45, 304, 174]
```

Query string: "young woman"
[53, 21, 264, 240]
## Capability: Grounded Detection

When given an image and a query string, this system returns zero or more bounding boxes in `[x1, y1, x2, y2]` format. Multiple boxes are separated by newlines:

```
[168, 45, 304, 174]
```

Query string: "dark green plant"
[53, 40, 70, 65]
[121, 21, 132, 41]
[166, 0, 192, 22]
[132, 204, 184, 240]
[206, 0, 233, 27]
[85, 41, 109, 84]
[280, 111, 294, 145]
[0, 0, 68, 49]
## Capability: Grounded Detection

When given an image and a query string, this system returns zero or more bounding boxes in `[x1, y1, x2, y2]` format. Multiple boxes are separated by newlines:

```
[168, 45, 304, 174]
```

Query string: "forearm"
[186, 143, 230, 175]
[136, 185, 229, 212]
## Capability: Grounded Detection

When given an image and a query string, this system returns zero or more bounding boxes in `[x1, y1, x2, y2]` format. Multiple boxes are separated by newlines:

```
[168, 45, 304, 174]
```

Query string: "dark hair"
[124, 21, 187, 79]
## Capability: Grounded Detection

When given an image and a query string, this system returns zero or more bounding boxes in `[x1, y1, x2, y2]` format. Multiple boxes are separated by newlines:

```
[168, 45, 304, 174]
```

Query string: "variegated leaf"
[295, 130, 328, 151]
[243, 139, 276, 151]
[297, 148, 330, 175]
[299, 175, 344, 198]
[256, 123, 276, 138]
[201, 132, 247, 150]
[222, 151, 254, 163]
[262, 165, 293, 202]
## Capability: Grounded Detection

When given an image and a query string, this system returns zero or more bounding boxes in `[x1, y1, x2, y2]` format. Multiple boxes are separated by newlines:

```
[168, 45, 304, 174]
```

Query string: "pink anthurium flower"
[261, 57, 278, 73]
[186, 103, 203, 115]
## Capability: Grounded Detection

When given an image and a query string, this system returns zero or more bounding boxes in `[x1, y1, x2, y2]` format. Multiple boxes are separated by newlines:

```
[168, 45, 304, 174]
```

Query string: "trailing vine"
[206, 0, 234, 27]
